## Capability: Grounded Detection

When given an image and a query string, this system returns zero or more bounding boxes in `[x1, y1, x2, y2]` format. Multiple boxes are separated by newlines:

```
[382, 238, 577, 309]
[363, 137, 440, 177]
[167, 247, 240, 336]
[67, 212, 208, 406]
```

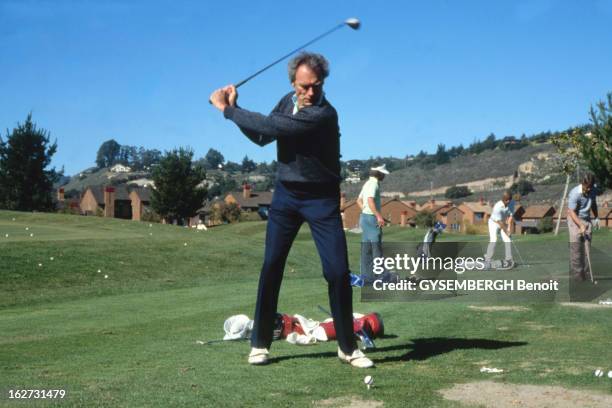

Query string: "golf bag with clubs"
[416, 221, 446, 259]
[273, 312, 384, 342]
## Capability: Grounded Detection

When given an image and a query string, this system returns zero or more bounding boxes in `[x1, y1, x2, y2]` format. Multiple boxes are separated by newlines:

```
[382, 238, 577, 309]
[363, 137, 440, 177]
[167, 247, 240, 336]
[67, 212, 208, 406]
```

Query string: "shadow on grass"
[267, 337, 527, 365]
[372, 337, 528, 363]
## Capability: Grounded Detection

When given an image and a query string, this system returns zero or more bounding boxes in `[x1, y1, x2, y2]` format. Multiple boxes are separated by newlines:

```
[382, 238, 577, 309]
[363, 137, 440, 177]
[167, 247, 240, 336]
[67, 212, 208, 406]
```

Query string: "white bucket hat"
[223, 314, 253, 340]
[370, 164, 390, 175]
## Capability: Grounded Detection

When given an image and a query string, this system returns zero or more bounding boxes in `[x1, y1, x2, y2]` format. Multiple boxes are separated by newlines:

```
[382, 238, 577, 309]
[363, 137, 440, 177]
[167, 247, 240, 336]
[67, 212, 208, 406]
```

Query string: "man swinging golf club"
[567, 174, 599, 282]
[209, 52, 373, 368]
[484, 191, 515, 269]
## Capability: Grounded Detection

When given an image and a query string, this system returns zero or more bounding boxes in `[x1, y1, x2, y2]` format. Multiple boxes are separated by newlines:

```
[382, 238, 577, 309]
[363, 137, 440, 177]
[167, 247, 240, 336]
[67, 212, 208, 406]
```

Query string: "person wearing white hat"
[357, 164, 392, 283]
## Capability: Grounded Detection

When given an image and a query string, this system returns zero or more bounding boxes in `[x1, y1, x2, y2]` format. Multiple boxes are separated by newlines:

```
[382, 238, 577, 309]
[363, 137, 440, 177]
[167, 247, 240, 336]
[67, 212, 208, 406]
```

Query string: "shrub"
[414, 210, 436, 228]
[141, 208, 162, 223]
[538, 216, 554, 233]
[445, 185, 471, 199]
[210, 202, 241, 224]
[463, 221, 488, 235]
[510, 180, 535, 196]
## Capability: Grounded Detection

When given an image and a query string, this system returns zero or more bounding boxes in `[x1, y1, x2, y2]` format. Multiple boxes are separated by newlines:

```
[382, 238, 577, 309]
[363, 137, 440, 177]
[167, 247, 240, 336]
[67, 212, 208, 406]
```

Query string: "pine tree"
[0, 114, 60, 211]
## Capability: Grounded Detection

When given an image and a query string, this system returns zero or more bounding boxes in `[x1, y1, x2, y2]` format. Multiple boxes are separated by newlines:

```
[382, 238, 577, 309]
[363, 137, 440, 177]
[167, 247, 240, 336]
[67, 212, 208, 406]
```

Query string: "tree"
[445, 185, 471, 199]
[207, 175, 238, 198]
[551, 130, 582, 235]
[150, 148, 207, 224]
[413, 210, 436, 228]
[538, 216, 554, 233]
[96, 139, 121, 168]
[580, 93, 612, 189]
[435, 144, 450, 164]
[510, 180, 535, 196]
[241, 155, 257, 173]
[141, 148, 162, 169]
[204, 148, 225, 169]
[0, 113, 60, 211]
[224, 161, 241, 173]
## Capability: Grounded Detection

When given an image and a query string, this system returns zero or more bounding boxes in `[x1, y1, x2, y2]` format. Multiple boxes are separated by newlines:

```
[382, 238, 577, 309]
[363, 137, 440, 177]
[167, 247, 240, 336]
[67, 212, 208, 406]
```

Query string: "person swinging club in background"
[567, 174, 599, 282]
[209, 52, 374, 368]
[484, 191, 515, 269]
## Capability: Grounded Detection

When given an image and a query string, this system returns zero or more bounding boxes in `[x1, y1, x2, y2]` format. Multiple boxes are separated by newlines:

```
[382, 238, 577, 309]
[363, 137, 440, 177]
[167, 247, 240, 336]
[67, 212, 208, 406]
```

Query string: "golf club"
[584, 234, 594, 283]
[209, 18, 360, 103]
[199, 337, 247, 346]
[511, 240, 527, 267]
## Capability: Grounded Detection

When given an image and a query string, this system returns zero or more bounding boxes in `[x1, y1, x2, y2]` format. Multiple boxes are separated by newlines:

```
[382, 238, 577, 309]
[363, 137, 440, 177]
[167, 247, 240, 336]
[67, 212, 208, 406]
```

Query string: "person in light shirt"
[357, 164, 391, 283]
[484, 191, 515, 268]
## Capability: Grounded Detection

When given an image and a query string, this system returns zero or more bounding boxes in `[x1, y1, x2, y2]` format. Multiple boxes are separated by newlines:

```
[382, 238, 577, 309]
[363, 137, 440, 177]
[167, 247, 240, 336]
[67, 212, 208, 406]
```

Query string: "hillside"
[61, 167, 152, 194]
[341, 143, 562, 198]
[62, 141, 606, 207]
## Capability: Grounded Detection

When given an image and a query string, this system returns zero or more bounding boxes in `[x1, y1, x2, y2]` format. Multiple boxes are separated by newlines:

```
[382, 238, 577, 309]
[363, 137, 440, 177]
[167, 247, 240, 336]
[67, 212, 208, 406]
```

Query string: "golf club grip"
[208, 81, 244, 105]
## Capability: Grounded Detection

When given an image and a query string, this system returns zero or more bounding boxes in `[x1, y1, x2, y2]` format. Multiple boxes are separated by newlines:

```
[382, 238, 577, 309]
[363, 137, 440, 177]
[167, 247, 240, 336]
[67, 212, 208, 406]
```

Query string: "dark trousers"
[251, 181, 357, 354]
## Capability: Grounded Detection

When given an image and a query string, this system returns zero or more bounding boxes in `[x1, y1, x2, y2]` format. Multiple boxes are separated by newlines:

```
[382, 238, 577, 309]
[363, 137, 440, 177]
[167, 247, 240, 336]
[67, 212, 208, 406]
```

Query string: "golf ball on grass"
[364, 375, 373, 389]
[608, 371, 612, 378]
[595, 369, 604, 377]
[104, 274, 108, 279]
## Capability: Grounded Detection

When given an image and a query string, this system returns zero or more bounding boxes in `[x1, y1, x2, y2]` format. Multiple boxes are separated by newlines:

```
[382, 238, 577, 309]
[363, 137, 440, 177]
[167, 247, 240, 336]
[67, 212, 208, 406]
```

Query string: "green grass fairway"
[1, 211, 612, 407]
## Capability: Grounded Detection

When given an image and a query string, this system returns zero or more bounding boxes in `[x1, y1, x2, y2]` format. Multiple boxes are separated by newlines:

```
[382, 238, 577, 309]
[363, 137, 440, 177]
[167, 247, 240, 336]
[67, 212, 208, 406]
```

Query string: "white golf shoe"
[248, 347, 269, 365]
[338, 348, 374, 368]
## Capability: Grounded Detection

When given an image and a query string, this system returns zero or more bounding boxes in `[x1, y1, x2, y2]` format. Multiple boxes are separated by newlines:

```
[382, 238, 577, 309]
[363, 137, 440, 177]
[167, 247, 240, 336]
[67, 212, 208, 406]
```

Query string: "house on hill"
[79, 185, 153, 221]
[401, 200, 419, 211]
[340, 195, 360, 229]
[419, 199, 452, 212]
[381, 198, 418, 226]
[224, 184, 273, 219]
[110, 164, 132, 173]
[602, 207, 612, 228]
[518, 204, 556, 233]
[340, 195, 417, 229]
[54, 187, 81, 213]
[129, 187, 152, 221]
[432, 205, 464, 232]
[458, 199, 492, 225]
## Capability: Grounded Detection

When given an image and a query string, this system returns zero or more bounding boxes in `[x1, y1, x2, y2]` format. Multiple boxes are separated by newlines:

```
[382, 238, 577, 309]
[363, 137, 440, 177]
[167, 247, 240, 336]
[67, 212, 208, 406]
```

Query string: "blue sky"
[1, 0, 611, 175]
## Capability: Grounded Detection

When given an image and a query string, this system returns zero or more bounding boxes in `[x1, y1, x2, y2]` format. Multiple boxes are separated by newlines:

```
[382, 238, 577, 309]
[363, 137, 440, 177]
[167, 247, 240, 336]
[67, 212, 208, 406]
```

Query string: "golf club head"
[357, 330, 376, 350]
[345, 18, 360, 30]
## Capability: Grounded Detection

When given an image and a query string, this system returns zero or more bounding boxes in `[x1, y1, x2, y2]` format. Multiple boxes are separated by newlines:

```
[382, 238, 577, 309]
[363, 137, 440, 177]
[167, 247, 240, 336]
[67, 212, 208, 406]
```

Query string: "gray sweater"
[223, 92, 341, 183]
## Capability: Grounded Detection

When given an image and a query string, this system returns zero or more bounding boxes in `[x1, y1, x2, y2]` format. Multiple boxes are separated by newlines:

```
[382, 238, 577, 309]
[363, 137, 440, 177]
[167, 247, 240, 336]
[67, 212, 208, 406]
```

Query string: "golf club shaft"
[585, 237, 594, 283]
[511, 240, 525, 265]
[317, 304, 332, 317]
[209, 21, 347, 104]
[234, 22, 345, 88]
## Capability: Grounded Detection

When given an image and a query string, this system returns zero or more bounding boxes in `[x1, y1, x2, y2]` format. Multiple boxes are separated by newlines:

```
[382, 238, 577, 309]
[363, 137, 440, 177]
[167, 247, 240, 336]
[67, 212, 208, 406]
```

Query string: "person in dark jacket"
[210, 52, 373, 368]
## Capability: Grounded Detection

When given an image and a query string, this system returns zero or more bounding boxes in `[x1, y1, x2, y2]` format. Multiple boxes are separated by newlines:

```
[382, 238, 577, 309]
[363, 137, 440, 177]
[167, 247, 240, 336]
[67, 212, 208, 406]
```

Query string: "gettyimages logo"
[372, 254, 486, 275]
[359, 241, 611, 303]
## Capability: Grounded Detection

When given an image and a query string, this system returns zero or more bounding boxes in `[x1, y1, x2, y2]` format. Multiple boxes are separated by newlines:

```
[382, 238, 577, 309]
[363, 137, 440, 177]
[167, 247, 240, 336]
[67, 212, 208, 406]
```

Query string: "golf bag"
[273, 312, 384, 341]
[416, 222, 446, 258]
